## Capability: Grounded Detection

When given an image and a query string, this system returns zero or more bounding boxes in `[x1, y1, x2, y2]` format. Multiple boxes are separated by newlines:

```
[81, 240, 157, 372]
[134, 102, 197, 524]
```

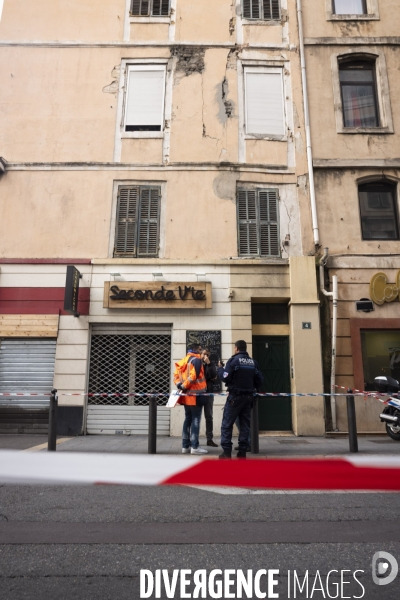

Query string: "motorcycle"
[374, 375, 400, 441]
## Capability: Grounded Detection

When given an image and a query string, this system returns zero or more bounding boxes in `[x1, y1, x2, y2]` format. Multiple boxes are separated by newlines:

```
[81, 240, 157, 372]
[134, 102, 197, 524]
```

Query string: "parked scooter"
[374, 375, 400, 441]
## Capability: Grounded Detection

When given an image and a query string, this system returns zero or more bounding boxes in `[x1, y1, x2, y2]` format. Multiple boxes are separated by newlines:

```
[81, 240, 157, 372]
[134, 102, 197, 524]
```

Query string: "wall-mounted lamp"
[355, 298, 374, 313]
[110, 272, 121, 280]
[152, 272, 163, 280]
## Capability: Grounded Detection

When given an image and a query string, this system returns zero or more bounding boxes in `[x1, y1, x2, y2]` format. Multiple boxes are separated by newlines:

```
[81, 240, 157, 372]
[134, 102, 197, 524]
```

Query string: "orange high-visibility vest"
[173, 352, 207, 406]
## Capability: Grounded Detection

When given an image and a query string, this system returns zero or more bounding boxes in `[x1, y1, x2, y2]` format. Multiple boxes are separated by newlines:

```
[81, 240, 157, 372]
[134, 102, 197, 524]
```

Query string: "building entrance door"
[252, 336, 292, 431]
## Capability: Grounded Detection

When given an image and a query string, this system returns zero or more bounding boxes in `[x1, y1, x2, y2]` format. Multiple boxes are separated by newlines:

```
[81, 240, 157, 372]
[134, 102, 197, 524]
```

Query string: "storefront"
[0, 257, 326, 437]
[327, 256, 400, 433]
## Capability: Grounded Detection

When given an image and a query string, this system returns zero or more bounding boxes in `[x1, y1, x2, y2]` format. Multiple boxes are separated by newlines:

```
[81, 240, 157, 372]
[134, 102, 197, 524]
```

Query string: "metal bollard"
[346, 388, 358, 453]
[48, 388, 58, 452]
[148, 396, 157, 454]
[250, 395, 260, 454]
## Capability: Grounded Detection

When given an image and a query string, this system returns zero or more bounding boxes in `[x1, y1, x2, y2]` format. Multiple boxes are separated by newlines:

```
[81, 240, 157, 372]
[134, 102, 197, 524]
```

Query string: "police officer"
[218, 340, 263, 459]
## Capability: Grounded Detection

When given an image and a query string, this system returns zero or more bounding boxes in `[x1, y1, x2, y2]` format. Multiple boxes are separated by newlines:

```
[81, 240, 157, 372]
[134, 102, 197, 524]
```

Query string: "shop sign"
[370, 272, 400, 306]
[64, 266, 82, 317]
[103, 281, 212, 309]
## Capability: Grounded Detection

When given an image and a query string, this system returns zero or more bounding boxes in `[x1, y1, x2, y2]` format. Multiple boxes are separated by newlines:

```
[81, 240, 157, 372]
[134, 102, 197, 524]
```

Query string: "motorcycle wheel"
[385, 422, 400, 441]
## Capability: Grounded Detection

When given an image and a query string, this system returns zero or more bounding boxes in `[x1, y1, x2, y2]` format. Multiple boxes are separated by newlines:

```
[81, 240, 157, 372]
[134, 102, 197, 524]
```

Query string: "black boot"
[236, 451, 247, 459]
[219, 449, 232, 459]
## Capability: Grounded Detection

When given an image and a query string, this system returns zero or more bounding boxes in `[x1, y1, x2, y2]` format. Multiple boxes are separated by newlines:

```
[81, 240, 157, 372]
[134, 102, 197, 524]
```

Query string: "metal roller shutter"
[0, 339, 56, 407]
[87, 326, 171, 435]
[0, 338, 56, 434]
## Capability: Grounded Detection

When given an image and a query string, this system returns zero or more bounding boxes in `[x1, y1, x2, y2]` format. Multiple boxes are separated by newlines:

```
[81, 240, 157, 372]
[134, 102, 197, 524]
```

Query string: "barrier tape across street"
[0, 451, 399, 491]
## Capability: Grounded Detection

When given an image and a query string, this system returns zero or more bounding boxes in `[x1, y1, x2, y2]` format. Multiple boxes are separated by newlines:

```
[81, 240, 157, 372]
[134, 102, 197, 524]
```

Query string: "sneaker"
[219, 450, 232, 459]
[207, 440, 218, 447]
[191, 447, 208, 454]
[182, 448, 190, 454]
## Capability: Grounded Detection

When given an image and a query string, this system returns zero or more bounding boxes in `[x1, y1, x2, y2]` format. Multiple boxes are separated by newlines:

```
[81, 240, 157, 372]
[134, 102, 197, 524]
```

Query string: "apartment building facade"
[0, 0, 325, 437]
[302, 0, 400, 433]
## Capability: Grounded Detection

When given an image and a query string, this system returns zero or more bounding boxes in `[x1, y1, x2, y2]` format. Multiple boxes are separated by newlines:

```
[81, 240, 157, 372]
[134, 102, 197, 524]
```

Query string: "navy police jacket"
[217, 351, 263, 395]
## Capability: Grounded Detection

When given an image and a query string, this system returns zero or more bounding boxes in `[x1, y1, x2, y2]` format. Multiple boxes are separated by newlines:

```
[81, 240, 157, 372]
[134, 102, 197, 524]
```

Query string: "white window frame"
[243, 66, 286, 140]
[326, 0, 379, 21]
[331, 49, 394, 134]
[122, 64, 166, 138]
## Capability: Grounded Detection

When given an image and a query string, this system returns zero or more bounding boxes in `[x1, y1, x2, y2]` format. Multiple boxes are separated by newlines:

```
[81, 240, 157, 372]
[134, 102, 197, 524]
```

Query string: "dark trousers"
[220, 394, 253, 452]
[204, 396, 214, 440]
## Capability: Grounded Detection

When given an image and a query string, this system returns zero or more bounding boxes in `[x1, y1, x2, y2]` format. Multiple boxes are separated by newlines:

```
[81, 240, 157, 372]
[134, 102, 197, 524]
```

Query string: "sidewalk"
[2, 433, 400, 456]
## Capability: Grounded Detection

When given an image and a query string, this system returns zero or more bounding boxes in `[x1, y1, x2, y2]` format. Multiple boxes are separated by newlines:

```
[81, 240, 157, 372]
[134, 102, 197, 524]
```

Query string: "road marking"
[186, 485, 379, 495]
[22, 438, 72, 452]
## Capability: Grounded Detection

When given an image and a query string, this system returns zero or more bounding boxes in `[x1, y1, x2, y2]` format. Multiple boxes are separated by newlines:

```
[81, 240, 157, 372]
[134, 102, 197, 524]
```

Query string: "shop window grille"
[88, 334, 171, 406]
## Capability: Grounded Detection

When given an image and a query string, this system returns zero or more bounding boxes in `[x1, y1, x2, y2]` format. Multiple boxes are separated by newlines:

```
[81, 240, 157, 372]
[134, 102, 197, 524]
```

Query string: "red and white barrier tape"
[0, 451, 399, 491]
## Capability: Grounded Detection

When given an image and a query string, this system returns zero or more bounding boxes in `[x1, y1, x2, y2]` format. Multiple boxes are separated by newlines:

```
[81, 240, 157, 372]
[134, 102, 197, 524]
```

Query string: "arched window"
[358, 181, 399, 240]
[339, 60, 379, 128]
[333, 0, 367, 15]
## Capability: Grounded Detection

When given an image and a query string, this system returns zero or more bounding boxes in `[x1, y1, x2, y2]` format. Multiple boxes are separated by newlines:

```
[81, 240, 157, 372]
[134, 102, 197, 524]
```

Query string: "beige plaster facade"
[0, 0, 325, 437]
[303, 0, 400, 432]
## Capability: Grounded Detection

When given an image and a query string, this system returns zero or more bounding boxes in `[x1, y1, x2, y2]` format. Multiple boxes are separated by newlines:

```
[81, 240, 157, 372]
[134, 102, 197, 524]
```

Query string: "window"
[124, 65, 166, 132]
[333, 0, 366, 14]
[243, 0, 280, 20]
[252, 303, 289, 324]
[131, 0, 170, 16]
[358, 182, 399, 240]
[244, 68, 285, 136]
[339, 60, 379, 128]
[361, 330, 400, 390]
[114, 186, 161, 257]
[237, 189, 280, 257]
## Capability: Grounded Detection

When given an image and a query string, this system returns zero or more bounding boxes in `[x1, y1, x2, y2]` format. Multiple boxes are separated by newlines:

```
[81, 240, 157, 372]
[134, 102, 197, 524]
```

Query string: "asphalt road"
[0, 435, 399, 599]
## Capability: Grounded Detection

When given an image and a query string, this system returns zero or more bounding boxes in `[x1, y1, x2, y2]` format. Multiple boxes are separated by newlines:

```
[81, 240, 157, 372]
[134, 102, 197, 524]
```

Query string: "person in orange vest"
[174, 343, 209, 455]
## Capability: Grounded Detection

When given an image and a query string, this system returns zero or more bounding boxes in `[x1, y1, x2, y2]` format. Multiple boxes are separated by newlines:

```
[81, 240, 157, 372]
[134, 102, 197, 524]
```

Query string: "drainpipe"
[296, 0, 320, 247]
[320, 248, 338, 431]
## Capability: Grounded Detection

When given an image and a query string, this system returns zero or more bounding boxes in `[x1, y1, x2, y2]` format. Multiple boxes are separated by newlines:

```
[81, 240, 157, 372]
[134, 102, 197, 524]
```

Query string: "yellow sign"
[370, 271, 400, 306]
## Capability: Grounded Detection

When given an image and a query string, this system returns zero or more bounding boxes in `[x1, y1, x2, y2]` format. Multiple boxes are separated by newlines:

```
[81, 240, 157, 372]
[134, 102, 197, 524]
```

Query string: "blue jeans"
[221, 394, 253, 452]
[182, 405, 203, 449]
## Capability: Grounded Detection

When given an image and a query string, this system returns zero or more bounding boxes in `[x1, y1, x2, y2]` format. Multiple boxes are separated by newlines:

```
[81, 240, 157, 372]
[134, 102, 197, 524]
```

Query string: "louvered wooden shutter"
[237, 190, 259, 256]
[131, 0, 150, 16]
[259, 190, 280, 256]
[243, 0, 261, 18]
[263, 0, 280, 19]
[115, 187, 139, 256]
[138, 187, 160, 257]
[152, 0, 170, 15]
[245, 70, 285, 136]
[125, 68, 165, 131]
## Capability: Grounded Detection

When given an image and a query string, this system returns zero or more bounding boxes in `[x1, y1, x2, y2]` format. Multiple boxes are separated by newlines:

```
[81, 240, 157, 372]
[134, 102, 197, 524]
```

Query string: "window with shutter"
[125, 66, 166, 132]
[114, 186, 161, 257]
[242, 0, 280, 19]
[237, 189, 280, 257]
[244, 68, 285, 136]
[131, 0, 170, 16]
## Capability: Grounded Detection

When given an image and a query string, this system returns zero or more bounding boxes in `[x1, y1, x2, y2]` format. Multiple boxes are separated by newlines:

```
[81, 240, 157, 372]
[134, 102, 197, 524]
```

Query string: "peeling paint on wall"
[171, 46, 205, 76]
[102, 66, 121, 96]
[213, 172, 237, 202]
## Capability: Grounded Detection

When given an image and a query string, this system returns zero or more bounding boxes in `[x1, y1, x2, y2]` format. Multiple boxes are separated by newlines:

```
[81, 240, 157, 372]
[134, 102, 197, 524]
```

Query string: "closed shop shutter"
[0, 338, 56, 433]
[0, 339, 56, 407]
[87, 326, 171, 435]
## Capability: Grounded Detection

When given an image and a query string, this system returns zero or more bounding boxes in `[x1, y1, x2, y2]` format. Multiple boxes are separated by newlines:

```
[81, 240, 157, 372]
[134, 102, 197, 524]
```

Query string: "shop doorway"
[86, 326, 171, 435]
[253, 335, 292, 431]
